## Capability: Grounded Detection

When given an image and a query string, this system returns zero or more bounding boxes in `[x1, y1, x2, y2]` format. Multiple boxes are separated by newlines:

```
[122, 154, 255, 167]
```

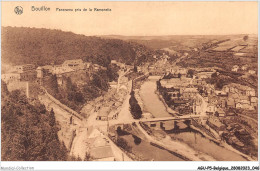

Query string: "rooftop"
[225, 83, 254, 91]
[63, 59, 83, 64]
[90, 146, 114, 160]
[208, 117, 223, 128]
[97, 107, 110, 117]
[183, 87, 198, 93]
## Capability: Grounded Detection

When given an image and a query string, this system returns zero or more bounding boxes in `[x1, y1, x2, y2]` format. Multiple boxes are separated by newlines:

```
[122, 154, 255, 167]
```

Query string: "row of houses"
[41, 59, 105, 76]
[1, 64, 37, 83]
[206, 96, 257, 117]
[160, 77, 192, 89]
[206, 116, 226, 134]
[205, 84, 257, 117]
[190, 69, 258, 116]
[166, 67, 188, 76]
[1, 59, 106, 84]
[159, 77, 203, 115]
[222, 83, 256, 97]
[207, 117, 245, 147]
[95, 95, 125, 121]
[222, 83, 257, 110]
[96, 106, 120, 121]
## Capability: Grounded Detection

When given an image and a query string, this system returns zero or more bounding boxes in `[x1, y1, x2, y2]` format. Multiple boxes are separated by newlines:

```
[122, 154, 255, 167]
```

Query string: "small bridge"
[138, 114, 203, 130]
[140, 114, 201, 122]
[109, 114, 204, 129]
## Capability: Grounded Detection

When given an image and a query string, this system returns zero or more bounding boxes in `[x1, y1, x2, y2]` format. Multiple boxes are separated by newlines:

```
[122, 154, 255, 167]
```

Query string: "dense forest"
[2, 27, 157, 66]
[1, 81, 68, 161]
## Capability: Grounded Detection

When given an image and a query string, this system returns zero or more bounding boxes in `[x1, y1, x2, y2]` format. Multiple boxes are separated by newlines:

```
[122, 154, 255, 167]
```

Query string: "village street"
[68, 69, 134, 160]
[196, 93, 208, 116]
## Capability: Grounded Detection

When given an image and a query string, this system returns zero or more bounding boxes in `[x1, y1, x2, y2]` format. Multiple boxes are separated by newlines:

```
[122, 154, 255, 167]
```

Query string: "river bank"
[137, 122, 216, 161]
[139, 81, 172, 117]
[136, 80, 252, 161]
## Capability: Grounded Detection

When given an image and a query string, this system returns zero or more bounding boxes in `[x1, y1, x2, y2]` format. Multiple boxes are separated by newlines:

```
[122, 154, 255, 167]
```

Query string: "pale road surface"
[98, 130, 132, 161]
[196, 93, 208, 116]
[73, 71, 134, 160]
[39, 94, 83, 152]
[117, 68, 131, 92]
[112, 94, 133, 123]
[86, 81, 133, 127]
[49, 94, 132, 161]
[70, 125, 88, 159]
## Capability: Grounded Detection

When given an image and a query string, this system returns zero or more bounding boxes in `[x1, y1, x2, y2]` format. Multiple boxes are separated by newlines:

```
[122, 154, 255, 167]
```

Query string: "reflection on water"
[168, 127, 247, 161]
[122, 134, 184, 161]
[139, 81, 171, 117]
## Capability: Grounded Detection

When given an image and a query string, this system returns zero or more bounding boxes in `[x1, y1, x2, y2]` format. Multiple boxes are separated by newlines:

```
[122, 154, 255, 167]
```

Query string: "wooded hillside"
[2, 27, 156, 66]
[1, 81, 68, 161]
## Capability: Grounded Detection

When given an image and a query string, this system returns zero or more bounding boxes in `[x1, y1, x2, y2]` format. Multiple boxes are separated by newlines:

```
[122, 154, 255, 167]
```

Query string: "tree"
[84, 152, 92, 161]
[133, 65, 137, 73]
[187, 69, 194, 78]
[107, 65, 119, 82]
[165, 94, 171, 102]
[199, 89, 204, 95]
[49, 108, 56, 127]
[129, 93, 142, 119]
[132, 135, 141, 145]
[66, 77, 75, 92]
[243, 35, 249, 42]
[75, 92, 84, 103]
[49, 75, 59, 95]
[211, 72, 217, 78]
[37, 103, 46, 114]
[216, 79, 225, 90]
[116, 138, 132, 152]
[1, 88, 68, 161]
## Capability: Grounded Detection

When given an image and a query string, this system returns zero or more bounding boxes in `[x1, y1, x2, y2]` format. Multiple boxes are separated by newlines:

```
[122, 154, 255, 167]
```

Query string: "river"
[121, 134, 184, 161]
[139, 80, 172, 117]
[139, 80, 247, 161]
[168, 129, 247, 161]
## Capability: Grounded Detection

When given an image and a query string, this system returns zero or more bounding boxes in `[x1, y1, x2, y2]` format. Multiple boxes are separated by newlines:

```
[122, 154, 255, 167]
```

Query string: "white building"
[62, 59, 85, 70]
[1, 73, 20, 83]
[241, 65, 248, 71]
[248, 70, 256, 75]
[232, 65, 239, 72]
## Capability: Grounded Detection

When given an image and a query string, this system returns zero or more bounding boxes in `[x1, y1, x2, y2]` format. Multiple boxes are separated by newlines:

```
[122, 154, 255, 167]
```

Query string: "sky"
[1, 1, 258, 36]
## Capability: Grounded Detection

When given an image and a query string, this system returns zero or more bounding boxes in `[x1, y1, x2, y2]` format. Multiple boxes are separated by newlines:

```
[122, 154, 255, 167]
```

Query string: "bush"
[84, 152, 93, 161]
[116, 138, 132, 152]
[132, 135, 142, 145]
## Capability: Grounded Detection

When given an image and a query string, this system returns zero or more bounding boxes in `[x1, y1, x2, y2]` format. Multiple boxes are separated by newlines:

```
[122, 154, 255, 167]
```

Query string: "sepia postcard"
[1, 0, 259, 170]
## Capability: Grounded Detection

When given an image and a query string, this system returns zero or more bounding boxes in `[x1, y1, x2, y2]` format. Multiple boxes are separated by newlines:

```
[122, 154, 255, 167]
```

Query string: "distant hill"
[100, 34, 256, 52]
[1, 27, 157, 66]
